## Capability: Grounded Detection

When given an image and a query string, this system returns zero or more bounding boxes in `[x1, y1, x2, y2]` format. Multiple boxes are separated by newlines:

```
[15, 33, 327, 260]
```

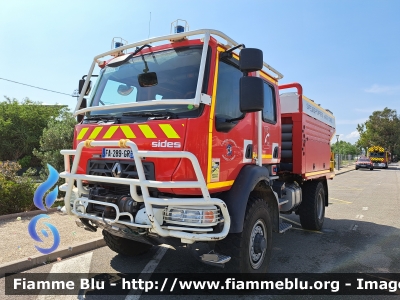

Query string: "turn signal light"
[204, 210, 215, 223]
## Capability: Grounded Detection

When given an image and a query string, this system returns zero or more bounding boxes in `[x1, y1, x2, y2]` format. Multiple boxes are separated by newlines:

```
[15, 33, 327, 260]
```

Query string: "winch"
[86, 187, 140, 218]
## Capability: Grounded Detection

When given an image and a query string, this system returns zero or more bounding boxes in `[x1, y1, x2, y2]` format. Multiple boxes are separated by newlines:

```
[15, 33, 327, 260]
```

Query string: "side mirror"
[239, 48, 263, 72]
[138, 72, 158, 87]
[240, 77, 264, 112]
[78, 79, 92, 96]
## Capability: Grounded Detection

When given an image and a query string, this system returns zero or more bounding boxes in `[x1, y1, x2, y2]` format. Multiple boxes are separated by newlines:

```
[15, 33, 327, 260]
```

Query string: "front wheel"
[298, 181, 325, 231]
[215, 198, 272, 273]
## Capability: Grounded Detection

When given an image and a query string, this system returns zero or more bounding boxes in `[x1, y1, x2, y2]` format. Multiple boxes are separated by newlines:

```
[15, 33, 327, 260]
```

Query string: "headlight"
[184, 210, 202, 223]
[170, 209, 185, 221]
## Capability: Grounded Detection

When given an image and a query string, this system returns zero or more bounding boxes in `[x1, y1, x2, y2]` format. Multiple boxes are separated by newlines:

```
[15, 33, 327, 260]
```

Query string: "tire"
[355, 167, 359, 170]
[102, 230, 152, 256]
[298, 181, 325, 231]
[215, 198, 272, 273]
[370, 168, 373, 171]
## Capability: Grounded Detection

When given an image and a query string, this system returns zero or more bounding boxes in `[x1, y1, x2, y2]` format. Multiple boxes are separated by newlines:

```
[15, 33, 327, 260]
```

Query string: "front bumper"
[59, 139, 230, 244]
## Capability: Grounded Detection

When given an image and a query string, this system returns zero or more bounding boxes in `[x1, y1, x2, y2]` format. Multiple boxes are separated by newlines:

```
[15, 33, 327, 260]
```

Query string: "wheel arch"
[219, 165, 279, 233]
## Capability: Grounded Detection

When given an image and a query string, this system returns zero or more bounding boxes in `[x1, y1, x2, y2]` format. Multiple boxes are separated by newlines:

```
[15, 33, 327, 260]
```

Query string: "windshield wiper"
[107, 44, 152, 68]
[122, 111, 178, 119]
[84, 115, 117, 121]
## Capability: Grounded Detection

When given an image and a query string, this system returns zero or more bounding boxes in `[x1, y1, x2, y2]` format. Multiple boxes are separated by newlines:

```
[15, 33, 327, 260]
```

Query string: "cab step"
[188, 244, 231, 268]
[279, 222, 292, 233]
[201, 252, 231, 267]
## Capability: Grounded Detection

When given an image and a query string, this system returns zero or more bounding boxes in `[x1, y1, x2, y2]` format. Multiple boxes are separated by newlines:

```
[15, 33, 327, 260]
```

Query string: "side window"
[263, 82, 276, 123]
[215, 60, 243, 119]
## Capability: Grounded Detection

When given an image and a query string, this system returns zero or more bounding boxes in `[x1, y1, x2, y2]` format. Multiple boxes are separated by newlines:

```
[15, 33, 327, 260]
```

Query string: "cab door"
[208, 51, 253, 189]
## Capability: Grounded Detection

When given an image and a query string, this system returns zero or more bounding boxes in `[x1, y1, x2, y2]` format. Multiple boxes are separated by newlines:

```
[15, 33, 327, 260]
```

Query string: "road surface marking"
[290, 227, 323, 234]
[280, 216, 323, 234]
[330, 197, 352, 204]
[362, 207, 369, 210]
[350, 224, 358, 231]
[36, 252, 93, 300]
[329, 188, 362, 191]
[356, 215, 364, 219]
[125, 244, 174, 300]
[280, 216, 302, 227]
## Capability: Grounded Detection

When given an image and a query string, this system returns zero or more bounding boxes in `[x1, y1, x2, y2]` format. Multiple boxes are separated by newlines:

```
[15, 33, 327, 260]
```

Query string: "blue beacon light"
[175, 25, 185, 33]
[115, 42, 124, 48]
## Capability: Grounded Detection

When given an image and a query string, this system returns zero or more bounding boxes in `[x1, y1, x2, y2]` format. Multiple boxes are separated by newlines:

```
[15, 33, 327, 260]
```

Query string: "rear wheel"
[299, 181, 325, 231]
[103, 230, 152, 256]
[215, 198, 272, 273]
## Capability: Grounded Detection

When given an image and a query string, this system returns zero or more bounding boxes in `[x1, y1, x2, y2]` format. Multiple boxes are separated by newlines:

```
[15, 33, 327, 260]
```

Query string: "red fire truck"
[60, 26, 336, 273]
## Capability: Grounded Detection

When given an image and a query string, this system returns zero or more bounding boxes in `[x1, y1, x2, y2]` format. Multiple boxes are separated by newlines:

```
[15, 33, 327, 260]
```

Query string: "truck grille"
[86, 160, 156, 195]
[87, 160, 155, 180]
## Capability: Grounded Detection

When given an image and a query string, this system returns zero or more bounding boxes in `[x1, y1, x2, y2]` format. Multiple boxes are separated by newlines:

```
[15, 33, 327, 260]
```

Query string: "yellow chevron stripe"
[207, 180, 234, 189]
[77, 128, 89, 140]
[138, 124, 156, 138]
[120, 125, 136, 138]
[305, 170, 331, 177]
[88, 127, 103, 139]
[103, 126, 119, 139]
[159, 124, 179, 138]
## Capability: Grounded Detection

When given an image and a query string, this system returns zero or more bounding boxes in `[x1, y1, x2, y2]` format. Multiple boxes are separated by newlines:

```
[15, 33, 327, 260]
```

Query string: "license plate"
[101, 148, 133, 159]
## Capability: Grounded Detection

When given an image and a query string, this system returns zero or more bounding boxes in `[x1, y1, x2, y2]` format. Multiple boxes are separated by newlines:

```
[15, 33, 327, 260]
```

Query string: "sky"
[1, 0, 399, 144]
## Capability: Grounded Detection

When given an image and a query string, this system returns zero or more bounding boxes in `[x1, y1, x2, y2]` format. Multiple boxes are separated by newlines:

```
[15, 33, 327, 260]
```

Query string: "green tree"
[331, 141, 359, 156]
[356, 107, 400, 156]
[0, 97, 66, 162]
[33, 108, 76, 174]
[0, 161, 37, 215]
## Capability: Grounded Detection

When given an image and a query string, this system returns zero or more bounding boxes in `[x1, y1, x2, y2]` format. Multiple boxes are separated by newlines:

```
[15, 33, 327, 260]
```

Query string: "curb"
[334, 164, 356, 176]
[0, 237, 105, 278]
[0, 208, 58, 221]
[335, 168, 356, 175]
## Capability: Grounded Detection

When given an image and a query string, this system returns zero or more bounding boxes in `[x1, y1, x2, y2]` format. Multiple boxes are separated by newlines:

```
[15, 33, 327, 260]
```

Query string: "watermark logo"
[28, 164, 60, 254]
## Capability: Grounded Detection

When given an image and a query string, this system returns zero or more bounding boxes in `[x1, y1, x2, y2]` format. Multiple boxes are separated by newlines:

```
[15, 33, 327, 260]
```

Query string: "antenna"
[148, 12, 151, 38]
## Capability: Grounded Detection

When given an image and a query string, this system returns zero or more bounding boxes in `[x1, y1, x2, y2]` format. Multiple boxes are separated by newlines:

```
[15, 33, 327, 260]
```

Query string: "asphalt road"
[2, 164, 400, 299]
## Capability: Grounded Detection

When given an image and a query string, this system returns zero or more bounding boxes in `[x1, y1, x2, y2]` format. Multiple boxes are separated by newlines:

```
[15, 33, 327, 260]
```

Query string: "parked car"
[355, 157, 373, 170]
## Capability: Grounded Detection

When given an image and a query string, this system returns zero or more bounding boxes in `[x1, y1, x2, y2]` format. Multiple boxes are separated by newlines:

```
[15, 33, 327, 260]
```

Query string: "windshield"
[86, 46, 205, 118]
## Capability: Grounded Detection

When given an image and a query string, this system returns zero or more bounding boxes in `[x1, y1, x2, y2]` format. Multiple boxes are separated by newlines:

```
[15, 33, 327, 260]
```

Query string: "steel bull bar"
[59, 139, 230, 243]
